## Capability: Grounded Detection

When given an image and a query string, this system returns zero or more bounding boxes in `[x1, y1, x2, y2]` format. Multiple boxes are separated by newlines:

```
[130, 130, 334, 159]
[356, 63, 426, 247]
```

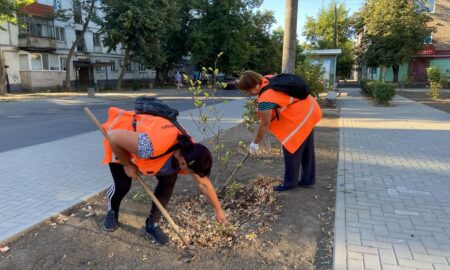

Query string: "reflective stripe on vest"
[257, 83, 322, 153]
[281, 98, 315, 145]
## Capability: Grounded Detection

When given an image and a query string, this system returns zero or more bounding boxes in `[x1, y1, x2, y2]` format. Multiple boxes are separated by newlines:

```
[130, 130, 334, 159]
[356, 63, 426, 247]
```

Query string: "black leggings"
[107, 163, 178, 223]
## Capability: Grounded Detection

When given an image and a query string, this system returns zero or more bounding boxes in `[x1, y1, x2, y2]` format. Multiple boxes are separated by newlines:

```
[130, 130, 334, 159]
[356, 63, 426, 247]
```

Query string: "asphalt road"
[0, 90, 243, 153]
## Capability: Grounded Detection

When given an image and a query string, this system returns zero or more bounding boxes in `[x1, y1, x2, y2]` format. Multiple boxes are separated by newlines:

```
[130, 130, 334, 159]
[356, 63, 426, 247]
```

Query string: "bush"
[242, 97, 258, 132]
[296, 60, 326, 98]
[426, 66, 448, 100]
[372, 82, 396, 105]
[360, 78, 375, 95]
[132, 80, 140, 91]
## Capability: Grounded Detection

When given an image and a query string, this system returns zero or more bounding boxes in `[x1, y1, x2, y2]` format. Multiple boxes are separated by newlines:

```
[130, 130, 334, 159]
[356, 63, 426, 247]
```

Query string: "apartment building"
[411, 0, 450, 83]
[359, 0, 450, 83]
[0, 0, 156, 92]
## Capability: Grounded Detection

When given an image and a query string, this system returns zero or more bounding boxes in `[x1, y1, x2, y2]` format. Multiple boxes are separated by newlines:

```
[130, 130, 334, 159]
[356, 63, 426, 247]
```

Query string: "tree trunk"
[116, 48, 129, 91]
[65, 0, 96, 91]
[282, 0, 298, 73]
[155, 69, 162, 86]
[0, 53, 7, 96]
[392, 64, 399, 83]
[380, 66, 386, 82]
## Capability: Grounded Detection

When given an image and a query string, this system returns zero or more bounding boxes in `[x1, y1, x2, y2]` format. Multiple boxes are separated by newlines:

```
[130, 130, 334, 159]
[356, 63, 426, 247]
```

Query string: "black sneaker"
[102, 210, 119, 232]
[273, 184, 297, 192]
[145, 217, 169, 245]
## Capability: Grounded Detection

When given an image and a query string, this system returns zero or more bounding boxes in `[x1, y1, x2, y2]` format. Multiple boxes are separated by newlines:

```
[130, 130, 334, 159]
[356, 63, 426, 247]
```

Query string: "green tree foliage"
[303, 1, 354, 79]
[100, 0, 178, 89]
[356, 0, 434, 82]
[296, 55, 326, 98]
[188, 0, 277, 74]
[154, 0, 192, 84]
[0, 0, 33, 29]
[245, 12, 282, 75]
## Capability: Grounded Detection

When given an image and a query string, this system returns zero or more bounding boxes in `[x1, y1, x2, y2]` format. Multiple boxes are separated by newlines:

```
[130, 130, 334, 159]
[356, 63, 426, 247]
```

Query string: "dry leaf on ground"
[160, 175, 281, 249]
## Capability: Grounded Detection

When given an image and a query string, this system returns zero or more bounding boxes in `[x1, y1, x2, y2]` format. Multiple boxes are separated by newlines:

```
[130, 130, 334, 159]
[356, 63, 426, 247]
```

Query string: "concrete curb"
[333, 102, 347, 270]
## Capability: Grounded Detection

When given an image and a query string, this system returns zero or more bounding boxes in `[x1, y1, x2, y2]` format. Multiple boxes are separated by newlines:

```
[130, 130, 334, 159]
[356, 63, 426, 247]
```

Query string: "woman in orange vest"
[101, 107, 226, 245]
[238, 70, 322, 192]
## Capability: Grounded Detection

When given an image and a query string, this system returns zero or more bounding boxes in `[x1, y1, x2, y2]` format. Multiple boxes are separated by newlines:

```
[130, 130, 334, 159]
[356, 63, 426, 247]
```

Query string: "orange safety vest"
[257, 77, 322, 153]
[102, 107, 183, 175]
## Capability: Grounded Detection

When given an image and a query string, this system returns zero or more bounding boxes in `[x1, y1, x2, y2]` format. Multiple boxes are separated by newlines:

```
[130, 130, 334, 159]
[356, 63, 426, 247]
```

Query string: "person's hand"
[215, 209, 227, 223]
[123, 163, 139, 179]
[249, 141, 259, 155]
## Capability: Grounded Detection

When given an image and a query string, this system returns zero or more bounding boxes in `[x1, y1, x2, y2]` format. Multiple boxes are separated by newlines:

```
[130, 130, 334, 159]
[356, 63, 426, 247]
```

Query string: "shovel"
[84, 107, 195, 263]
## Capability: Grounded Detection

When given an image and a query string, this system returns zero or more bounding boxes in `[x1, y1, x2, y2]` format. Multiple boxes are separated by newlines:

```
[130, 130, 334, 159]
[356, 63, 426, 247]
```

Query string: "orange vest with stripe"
[257, 77, 322, 153]
[102, 107, 183, 175]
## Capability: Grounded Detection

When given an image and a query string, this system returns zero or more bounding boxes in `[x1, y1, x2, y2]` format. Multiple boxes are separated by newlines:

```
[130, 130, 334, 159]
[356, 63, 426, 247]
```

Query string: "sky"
[259, 0, 365, 42]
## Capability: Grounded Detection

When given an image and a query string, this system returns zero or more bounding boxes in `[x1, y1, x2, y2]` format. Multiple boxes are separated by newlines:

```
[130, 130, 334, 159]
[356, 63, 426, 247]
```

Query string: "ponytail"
[177, 134, 193, 152]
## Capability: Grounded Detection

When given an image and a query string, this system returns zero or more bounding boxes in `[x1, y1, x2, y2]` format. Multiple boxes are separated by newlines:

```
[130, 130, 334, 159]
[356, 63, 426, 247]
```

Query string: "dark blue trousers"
[282, 129, 316, 187]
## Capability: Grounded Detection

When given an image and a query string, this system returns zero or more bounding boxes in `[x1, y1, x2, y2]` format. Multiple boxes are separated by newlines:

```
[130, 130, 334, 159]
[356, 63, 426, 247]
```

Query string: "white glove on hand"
[249, 141, 259, 155]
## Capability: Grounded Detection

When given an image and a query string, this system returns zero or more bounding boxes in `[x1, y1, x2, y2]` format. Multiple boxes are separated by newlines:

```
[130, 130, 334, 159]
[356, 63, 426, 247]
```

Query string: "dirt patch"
[0, 110, 339, 270]
[397, 90, 450, 113]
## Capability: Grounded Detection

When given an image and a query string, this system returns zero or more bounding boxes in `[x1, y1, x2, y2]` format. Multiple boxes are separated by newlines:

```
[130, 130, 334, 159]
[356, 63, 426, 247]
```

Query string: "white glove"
[249, 141, 259, 155]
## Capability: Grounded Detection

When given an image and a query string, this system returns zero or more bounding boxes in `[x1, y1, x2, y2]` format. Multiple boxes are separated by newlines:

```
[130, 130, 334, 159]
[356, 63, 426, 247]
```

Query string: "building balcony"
[19, 35, 57, 52]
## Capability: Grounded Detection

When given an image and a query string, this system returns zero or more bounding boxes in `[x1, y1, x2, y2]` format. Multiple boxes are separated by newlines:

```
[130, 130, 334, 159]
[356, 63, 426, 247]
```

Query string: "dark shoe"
[145, 217, 169, 245]
[273, 184, 297, 192]
[102, 210, 119, 232]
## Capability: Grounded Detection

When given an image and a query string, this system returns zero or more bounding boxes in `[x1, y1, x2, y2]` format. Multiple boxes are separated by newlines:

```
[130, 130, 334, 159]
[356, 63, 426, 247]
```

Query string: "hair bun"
[177, 134, 193, 151]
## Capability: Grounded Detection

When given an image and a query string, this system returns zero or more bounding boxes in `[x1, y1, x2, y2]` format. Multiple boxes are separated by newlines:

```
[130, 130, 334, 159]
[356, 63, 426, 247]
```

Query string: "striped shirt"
[258, 102, 279, 111]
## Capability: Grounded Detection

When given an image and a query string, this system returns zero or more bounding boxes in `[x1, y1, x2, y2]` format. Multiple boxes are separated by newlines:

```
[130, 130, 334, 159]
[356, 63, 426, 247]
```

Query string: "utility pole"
[333, 0, 337, 49]
[334, 0, 337, 49]
[282, 0, 298, 73]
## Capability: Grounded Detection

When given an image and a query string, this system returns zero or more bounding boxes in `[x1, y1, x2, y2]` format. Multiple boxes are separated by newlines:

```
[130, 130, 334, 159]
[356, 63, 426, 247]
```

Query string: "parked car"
[221, 77, 239, 90]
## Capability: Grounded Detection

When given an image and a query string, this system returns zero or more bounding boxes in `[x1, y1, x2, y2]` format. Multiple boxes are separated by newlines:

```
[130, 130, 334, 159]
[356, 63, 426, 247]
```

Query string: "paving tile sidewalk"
[0, 98, 245, 244]
[334, 89, 450, 270]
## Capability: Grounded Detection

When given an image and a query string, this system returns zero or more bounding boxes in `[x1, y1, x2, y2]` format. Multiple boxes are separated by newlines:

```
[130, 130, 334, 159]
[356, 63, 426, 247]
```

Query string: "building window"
[42, 53, 49, 70]
[126, 61, 133, 72]
[19, 54, 29, 70]
[426, 0, 435, 13]
[138, 63, 146, 72]
[53, 0, 62, 10]
[73, 0, 83, 24]
[110, 60, 117, 72]
[93, 33, 101, 47]
[415, 0, 435, 13]
[60, 57, 67, 70]
[36, 53, 60, 71]
[31, 54, 42, 70]
[95, 61, 104, 72]
[48, 54, 60, 70]
[19, 16, 55, 38]
[55, 27, 65, 42]
[75, 30, 86, 52]
[424, 35, 432, 44]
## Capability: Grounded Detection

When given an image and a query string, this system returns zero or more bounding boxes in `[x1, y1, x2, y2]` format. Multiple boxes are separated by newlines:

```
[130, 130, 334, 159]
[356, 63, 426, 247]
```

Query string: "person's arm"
[108, 130, 140, 178]
[253, 109, 272, 144]
[192, 174, 226, 223]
